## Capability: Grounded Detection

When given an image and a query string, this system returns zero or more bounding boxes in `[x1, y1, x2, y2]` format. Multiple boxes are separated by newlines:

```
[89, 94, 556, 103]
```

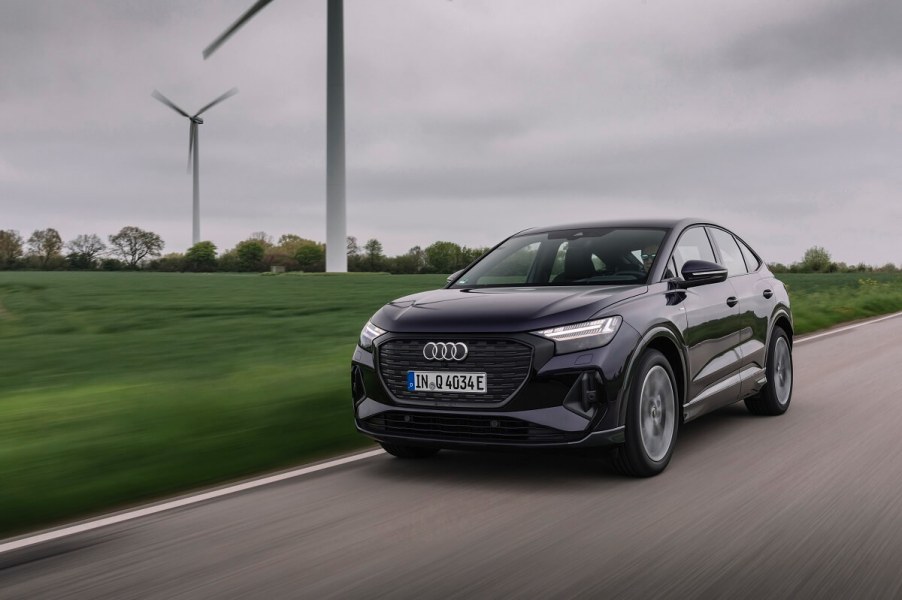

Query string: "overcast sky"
[2, 0, 901, 264]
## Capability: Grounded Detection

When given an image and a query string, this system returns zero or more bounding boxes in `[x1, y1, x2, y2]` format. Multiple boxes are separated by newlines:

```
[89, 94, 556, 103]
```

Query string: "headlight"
[359, 320, 386, 350]
[532, 316, 622, 354]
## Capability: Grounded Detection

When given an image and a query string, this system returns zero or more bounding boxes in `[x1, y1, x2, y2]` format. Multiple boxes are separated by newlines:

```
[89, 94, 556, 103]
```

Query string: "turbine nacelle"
[191, 116, 204, 124]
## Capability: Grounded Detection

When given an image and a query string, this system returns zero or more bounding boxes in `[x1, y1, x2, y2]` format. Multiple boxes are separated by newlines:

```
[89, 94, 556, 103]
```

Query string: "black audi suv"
[351, 219, 793, 476]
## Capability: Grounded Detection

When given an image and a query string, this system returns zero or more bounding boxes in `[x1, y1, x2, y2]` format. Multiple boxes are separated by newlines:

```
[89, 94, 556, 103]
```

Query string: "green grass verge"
[1, 271, 901, 536]
[0, 272, 445, 536]
[777, 273, 902, 334]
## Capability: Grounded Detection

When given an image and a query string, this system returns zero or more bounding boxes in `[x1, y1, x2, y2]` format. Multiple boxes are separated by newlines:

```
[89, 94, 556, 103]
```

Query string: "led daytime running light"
[537, 317, 622, 341]
[362, 321, 385, 340]
[359, 320, 386, 350]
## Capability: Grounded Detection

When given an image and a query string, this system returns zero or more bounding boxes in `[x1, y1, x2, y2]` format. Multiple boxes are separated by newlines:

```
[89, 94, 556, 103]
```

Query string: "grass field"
[0, 272, 445, 536]
[1, 271, 901, 536]
[777, 272, 902, 334]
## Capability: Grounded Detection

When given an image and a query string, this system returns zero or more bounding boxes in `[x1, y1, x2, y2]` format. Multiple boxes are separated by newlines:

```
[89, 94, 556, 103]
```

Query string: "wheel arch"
[756, 306, 793, 378]
[617, 325, 687, 426]
[772, 309, 793, 345]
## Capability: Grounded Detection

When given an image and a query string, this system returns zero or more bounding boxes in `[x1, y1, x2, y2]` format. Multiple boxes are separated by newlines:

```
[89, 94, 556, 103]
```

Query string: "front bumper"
[351, 327, 640, 450]
[356, 398, 625, 449]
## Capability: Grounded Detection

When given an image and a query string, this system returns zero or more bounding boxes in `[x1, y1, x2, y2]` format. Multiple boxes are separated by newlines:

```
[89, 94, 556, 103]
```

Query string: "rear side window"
[672, 227, 716, 275]
[737, 238, 761, 272]
[708, 228, 747, 277]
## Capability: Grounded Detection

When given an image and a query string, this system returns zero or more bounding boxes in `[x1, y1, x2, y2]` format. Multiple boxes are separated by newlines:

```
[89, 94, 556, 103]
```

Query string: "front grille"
[378, 338, 533, 405]
[365, 412, 575, 443]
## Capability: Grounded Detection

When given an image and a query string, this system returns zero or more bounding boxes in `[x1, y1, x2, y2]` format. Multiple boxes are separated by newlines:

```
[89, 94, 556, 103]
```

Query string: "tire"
[745, 327, 793, 416]
[613, 349, 679, 477]
[380, 442, 440, 459]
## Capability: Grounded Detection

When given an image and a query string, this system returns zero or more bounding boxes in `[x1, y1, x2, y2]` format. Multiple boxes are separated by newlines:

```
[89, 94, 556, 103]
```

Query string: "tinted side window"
[737, 238, 761, 272]
[708, 228, 747, 277]
[672, 227, 716, 275]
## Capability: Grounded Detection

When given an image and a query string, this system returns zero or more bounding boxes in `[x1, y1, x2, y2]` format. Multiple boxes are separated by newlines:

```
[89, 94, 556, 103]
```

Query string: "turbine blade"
[203, 0, 275, 59]
[151, 89, 190, 118]
[187, 122, 196, 173]
[194, 87, 239, 117]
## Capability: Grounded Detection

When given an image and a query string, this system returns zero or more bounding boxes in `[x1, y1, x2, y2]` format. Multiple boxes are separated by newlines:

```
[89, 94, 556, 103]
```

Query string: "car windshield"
[451, 227, 669, 288]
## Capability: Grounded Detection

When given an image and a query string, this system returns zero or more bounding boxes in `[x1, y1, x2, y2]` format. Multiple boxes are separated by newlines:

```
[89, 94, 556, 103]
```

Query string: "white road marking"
[0, 448, 384, 556]
[3, 309, 902, 556]
[794, 310, 902, 345]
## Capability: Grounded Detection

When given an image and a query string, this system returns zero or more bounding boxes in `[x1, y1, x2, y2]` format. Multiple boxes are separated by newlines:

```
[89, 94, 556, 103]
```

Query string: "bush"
[100, 258, 126, 271]
[768, 262, 789, 273]
[800, 246, 832, 273]
[149, 253, 187, 272]
[294, 242, 325, 272]
[217, 251, 241, 272]
[263, 252, 299, 271]
[236, 240, 265, 272]
[424, 241, 463, 273]
[184, 242, 218, 272]
[66, 253, 97, 270]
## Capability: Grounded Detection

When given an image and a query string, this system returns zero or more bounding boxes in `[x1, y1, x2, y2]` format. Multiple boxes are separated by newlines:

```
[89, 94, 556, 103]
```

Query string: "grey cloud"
[1, 0, 901, 266]
[353, 122, 901, 205]
[722, 0, 902, 77]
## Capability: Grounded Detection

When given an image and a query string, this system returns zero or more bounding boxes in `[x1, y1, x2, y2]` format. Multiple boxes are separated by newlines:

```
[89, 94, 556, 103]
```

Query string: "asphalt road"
[4, 316, 902, 599]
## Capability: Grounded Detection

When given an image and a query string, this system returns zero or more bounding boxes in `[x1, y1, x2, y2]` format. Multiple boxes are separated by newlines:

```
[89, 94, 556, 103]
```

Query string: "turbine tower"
[203, 0, 347, 273]
[152, 88, 239, 246]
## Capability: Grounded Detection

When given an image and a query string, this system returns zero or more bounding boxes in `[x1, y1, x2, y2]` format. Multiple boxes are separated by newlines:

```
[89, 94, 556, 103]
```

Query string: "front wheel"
[613, 349, 679, 477]
[380, 442, 440, 459]
[745, 327, 793, 416]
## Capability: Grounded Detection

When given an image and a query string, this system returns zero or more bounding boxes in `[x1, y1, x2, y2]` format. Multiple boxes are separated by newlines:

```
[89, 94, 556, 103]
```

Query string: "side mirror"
[446, 269, 464, 284]
[678, 260, 728, 288]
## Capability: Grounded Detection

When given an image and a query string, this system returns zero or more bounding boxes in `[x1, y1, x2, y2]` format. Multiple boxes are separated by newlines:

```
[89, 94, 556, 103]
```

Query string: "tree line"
[0, 227, 489, 274]
[1, 228, 898, 274]
[767, 246, 900, 274]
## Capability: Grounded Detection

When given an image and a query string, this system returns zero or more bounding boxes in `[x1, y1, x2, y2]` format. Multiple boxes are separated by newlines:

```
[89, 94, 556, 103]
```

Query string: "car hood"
[372, 285, 646, 333]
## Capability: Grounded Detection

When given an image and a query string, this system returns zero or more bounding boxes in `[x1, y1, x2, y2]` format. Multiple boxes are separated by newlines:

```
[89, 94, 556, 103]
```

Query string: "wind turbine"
[203, 0, 347, 272]
[152, 87, 239, 246]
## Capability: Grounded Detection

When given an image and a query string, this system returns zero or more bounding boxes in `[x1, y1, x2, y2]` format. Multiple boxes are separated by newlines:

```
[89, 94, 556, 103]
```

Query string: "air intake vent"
[366, 412, 577, 444]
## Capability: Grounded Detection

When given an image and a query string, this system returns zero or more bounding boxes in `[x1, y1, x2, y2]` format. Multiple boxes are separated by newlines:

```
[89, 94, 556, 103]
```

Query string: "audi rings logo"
[423, 342, 469, 361]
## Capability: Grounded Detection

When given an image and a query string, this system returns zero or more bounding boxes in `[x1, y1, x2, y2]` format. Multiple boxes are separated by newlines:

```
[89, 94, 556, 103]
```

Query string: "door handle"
[763, 289, 773, 299]
[726, 296, 739, 307]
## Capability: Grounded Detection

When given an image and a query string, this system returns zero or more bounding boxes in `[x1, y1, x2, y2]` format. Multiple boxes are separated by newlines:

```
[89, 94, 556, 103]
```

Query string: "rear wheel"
[613, 349, 679, 477]
[380, 442, 440, 459]
[745, 327, 793, 416]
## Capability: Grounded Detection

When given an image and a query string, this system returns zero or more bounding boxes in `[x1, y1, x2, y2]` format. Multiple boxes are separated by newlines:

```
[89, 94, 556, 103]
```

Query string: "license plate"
[407, 371, 487, 394]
